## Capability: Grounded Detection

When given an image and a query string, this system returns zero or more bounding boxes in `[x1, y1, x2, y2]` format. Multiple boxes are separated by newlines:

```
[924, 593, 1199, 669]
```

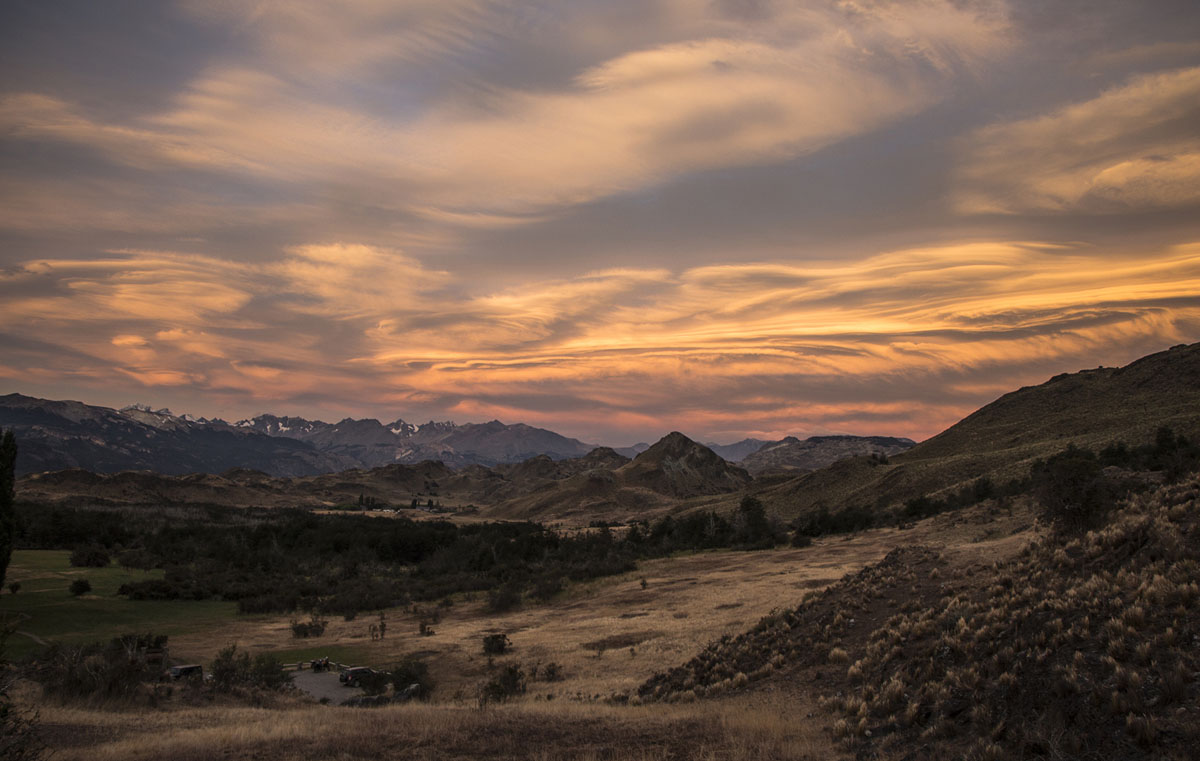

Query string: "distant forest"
[13, 428, 1198, 618]
[14, 497, 781, 617]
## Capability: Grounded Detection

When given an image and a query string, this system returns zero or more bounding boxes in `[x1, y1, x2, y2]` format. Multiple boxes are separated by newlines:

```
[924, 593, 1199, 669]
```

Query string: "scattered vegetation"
[0, 629, 43, 761]
[32, 633, 167, 705]
[791, 427, 1200, 540]
[643, 474, 1200, 760]
[210, 644, 291, 693]
[15, 490, 789, 620]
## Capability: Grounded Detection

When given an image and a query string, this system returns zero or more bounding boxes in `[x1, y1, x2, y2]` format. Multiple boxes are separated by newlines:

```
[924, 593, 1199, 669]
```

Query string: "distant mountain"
[234, 414, 595, 468]
[15, 445, 635, 511]
[617, 432, 752, 498]
[758, 342, 1200, 520]
[489, 432, 751, 521]
[705, 438, 769, 462]
[0, 394, 352, 477]
[614, 442, 651, 459]
[739, 435, 915, 475]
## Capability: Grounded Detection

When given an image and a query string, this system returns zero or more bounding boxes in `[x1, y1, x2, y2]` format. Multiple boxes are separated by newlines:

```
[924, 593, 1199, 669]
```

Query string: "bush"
[486, 584, 521, 613]
[389, 655, 435, 699]
[118, 579, 178, 600]
[69, 579, 91, 596]
[482, 633, 511, 655]
[357, 670, 391, 696]
[116, 549, 156, 570]
[540, 662, 563, 681]
[530, 575, 563, 601]
[790, 532, 812, 548]
[33, 634, 166, 703]
[210, 645, 291, 692]
[1031, 446, 1111, 532]
[479, 663, 525, 705]
[69, 545, 110, 568]
[290, 614, 327, 639]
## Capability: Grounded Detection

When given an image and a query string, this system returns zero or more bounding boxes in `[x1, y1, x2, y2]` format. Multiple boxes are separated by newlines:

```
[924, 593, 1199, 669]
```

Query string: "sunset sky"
[2, 0, 1200, 446]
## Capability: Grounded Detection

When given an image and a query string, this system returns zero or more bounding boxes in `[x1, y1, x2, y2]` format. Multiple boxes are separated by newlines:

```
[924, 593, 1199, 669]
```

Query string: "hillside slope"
[641, 476, 1200, 760]
[740, 435, 914, 475]
[758, 342, 1200, 520]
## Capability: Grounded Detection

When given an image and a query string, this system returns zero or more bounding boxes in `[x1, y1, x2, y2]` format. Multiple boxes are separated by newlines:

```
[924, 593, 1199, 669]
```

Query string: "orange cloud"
[3, 238, 1199, 443]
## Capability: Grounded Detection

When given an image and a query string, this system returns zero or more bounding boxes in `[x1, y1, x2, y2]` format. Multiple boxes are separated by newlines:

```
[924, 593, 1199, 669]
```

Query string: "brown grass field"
[163, 502, 1032, 702]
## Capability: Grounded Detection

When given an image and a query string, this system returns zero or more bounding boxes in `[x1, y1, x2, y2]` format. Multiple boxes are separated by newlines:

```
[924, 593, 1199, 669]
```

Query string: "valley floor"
[5, 501, 1035, 759]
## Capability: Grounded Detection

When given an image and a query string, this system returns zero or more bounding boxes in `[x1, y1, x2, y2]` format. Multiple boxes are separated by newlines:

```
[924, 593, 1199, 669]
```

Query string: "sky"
[2, 0, 1200, 447]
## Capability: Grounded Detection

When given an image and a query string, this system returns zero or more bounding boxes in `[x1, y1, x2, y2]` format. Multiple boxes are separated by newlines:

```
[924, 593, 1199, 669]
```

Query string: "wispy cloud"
[2, 240, 1197, 441]
[0, 1, 1009, 227]
[955, 66, 1200, 214]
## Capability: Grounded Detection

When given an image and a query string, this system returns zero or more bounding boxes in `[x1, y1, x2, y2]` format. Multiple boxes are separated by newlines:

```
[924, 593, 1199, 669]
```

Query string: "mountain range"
[0, 393, 911, 477]
[232, 413, 595, 468]
[16, 431, 749, 523]
[9, 342, 1200, 525]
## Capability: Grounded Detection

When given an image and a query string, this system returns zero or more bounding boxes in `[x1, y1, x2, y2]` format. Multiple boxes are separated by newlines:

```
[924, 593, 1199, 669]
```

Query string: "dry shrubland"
[642, 478, 1200, 760]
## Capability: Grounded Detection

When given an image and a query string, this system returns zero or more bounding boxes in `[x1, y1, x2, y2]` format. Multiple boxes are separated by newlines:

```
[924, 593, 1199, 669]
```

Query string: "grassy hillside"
[759, 342, 1200, 521]
[642, 476, 1200, 760]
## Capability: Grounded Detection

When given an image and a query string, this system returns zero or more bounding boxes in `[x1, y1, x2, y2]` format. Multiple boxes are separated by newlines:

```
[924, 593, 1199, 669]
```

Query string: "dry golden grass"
[164, 503, 1030, 704]
[33, 694, 833, 761]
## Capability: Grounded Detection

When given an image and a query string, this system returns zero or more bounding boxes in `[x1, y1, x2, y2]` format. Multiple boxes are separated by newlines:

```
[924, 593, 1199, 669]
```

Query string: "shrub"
[1031, 446, 1111, 532]
[479, 663, 525, 705]
[69, 545, 110, 568]
[116, 549, 156, 570]
[486, 583, 521, 613]
[530, 575, 563, 601]
[389, 655, 435, 699]
[357, 670, 391, 696]
[482, 633, 511, 655]
[290, 614, 327, 639]
[33, 634, 166, 703]
[69, 579, 91, 596]
[210, 645, 291, 692]
[7, 582, 18, 595]
[118, 579, 178, 600]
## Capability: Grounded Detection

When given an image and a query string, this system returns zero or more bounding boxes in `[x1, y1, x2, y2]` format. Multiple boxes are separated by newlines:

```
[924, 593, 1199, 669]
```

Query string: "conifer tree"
[0, 429, 16, 589]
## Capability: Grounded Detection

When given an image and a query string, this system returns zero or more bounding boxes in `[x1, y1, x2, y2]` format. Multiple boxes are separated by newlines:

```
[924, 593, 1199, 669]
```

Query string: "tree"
[1031, 445, 1110, 532]
[0, 429, 16, 590]
[733, 496, 774, 548]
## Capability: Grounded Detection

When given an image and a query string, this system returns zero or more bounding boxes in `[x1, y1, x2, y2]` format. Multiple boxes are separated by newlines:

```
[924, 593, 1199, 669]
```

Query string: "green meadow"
[0, 550, 238, 659]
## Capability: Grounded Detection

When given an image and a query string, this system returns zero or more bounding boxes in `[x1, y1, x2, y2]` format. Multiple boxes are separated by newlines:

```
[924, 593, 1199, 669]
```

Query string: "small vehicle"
[166, 664, 203, 681]
[339, 666, 381, 687]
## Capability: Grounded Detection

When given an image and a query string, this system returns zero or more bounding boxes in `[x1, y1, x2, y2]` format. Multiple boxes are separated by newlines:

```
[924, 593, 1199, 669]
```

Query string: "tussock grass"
[35, 698, 832, 761]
